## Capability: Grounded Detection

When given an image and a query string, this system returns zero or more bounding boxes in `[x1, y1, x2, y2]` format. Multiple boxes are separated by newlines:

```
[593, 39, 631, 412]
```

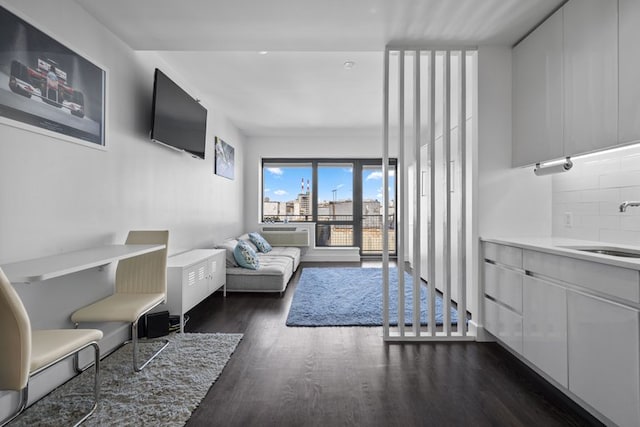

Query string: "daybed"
[216, 233, 301, 294]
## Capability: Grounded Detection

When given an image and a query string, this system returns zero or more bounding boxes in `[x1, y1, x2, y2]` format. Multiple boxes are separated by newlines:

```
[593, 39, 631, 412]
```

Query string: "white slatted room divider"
[382, 47, 476, 341]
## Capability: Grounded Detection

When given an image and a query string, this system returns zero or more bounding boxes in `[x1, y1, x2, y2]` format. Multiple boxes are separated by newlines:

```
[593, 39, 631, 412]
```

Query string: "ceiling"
[75, 0, 565, 136]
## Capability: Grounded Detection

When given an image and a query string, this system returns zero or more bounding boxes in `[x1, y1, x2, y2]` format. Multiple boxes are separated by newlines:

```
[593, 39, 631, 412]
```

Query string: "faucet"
[619, 201, 640, 212]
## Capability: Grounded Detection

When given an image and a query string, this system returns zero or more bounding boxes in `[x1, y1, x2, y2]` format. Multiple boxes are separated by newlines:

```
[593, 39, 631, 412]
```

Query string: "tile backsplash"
[552, 143, 640, 245]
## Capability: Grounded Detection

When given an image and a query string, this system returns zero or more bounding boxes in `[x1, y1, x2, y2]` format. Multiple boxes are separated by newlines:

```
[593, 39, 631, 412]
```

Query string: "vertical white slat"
[459, 50, 467, 336]
[397, 50, 405, 336]
[443, 51, 451, 335]
[428, 50, 437, 336]
[382, 48, 390, 339]
[413, 50, 421, 336]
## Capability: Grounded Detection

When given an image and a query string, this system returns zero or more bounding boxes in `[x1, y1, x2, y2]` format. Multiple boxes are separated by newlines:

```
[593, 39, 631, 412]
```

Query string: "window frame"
[261, 158, 397, 255]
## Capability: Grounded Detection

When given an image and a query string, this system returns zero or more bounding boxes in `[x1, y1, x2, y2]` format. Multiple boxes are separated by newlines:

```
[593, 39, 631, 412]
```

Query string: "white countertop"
[481, 236, 640, 270]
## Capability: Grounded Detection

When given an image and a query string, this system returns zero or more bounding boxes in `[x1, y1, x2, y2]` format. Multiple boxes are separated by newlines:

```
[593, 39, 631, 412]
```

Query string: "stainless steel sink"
[560, 246, 640, 258]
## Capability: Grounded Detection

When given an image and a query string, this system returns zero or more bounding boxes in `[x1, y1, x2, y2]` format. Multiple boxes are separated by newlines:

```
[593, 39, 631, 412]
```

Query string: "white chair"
[71, 230, 169, 372]
[0, 267, 102, 427]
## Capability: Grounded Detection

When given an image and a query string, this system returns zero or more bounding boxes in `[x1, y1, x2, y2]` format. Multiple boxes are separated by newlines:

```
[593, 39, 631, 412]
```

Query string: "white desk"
[1, 244, 167, 283]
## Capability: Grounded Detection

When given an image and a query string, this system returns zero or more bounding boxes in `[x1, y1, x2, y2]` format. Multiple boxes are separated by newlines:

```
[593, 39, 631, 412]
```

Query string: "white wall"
[552, 143, 640, 244]
[477, 46, 552, 239]
[0, 0, 244, 412]
[475, 45, 552, 335]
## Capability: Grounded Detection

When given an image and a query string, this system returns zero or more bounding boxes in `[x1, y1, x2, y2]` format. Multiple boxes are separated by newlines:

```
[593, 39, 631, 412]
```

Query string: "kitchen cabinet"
[524, 248, 639, 303]
[568, 291, 639, 427]
[482, 238, 640, 426]
[484, 298, 523, 354]
[522, 276, 567, 387]
[563, 0, 618, 157]
[618, 0, 640, 144]
[512, 0, 619, 167]
[482, 242, 524, 354]
[484, 262, 522, 313]
[512, 7, 563, 167]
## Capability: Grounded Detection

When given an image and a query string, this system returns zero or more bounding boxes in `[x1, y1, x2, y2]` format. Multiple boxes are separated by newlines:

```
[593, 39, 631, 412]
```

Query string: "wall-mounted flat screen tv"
[150, 68, 207, 159]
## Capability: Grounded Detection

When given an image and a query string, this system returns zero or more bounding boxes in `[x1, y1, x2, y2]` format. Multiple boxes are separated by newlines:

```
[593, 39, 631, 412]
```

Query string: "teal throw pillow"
[249, 232, 273, 253]
[233, 240, 260, 270]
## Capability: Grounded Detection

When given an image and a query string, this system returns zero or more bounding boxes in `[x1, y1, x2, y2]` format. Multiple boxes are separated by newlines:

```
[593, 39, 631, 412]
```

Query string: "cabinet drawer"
[484, 242, 523, 268]
[484, 262, 523, 313]
[524, 250, 640, 303]
[484, 297, 523, 355]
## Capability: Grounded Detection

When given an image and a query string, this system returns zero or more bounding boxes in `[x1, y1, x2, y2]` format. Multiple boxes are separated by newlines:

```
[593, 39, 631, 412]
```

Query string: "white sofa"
[216, 234, 301, 295]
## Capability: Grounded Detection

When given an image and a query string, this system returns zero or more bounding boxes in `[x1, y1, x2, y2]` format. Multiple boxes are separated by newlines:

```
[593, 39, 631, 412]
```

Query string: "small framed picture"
[214, 137, 234, 180]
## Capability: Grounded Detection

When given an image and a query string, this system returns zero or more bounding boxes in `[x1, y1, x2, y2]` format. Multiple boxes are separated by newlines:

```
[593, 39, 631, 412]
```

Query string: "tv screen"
[150, 69, 207, 159]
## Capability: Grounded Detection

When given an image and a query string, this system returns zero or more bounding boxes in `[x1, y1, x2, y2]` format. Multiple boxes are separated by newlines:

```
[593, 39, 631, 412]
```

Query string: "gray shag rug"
[12, 333, 243, 426]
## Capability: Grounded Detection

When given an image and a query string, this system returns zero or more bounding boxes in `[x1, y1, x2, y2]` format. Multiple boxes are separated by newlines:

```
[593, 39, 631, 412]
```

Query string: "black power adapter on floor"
[137, 311, 169, 338]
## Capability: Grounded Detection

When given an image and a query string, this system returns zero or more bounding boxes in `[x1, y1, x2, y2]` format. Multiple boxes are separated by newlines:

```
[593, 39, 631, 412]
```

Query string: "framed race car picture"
[0, 5, 106, 147]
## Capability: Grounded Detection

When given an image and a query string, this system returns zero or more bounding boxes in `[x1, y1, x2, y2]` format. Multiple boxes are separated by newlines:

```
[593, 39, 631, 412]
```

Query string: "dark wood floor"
[184, 262, 602, 427]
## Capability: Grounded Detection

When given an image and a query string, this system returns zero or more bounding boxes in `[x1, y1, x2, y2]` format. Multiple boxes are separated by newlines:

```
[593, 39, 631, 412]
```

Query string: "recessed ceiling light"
[259, 51, 269, 55]
[343, 60, 356, 70]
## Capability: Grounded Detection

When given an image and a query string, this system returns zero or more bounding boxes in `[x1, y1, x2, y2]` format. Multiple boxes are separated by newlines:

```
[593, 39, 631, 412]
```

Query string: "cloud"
[366, 171, 382, 181]
[264, 188, 271, 193]
[365, 170, 395, 181]
[336, 184, 344, 189]
[266, 167, 284, 176]
[273, 189, 288, 196]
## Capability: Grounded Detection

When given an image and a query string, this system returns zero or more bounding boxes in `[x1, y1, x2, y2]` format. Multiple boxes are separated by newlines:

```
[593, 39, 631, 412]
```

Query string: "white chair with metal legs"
[0, 267, 102, 427]
[71, 230, 169, 372]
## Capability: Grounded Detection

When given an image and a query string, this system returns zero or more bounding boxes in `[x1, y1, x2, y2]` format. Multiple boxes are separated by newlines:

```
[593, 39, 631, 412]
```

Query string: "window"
[262, 162, 313, 222]
[262, 159, 397, 256]
[317, 162, 354, 247]
[361, 164, 396, 255]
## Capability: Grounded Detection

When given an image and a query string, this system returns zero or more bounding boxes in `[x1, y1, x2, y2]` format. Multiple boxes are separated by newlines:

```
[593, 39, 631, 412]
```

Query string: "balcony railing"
[262, 214, 396, 254]
[317, 215, 396, 254]
[263, 214, 313, 223]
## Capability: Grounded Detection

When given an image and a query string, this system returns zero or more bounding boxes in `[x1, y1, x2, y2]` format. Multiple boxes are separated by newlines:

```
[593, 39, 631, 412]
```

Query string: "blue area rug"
[286, 267, 458, 327]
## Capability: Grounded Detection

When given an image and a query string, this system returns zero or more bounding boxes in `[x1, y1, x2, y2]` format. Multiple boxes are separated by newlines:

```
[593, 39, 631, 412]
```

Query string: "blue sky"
[263, 165, 395, 203]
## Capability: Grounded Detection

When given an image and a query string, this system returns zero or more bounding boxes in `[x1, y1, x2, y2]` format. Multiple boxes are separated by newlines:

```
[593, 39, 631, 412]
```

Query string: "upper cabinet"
[512, 0, 619, 167]
[619, 0, 640, 144]
[563, 0, 618, 157]
[512, 8, 564, 167]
